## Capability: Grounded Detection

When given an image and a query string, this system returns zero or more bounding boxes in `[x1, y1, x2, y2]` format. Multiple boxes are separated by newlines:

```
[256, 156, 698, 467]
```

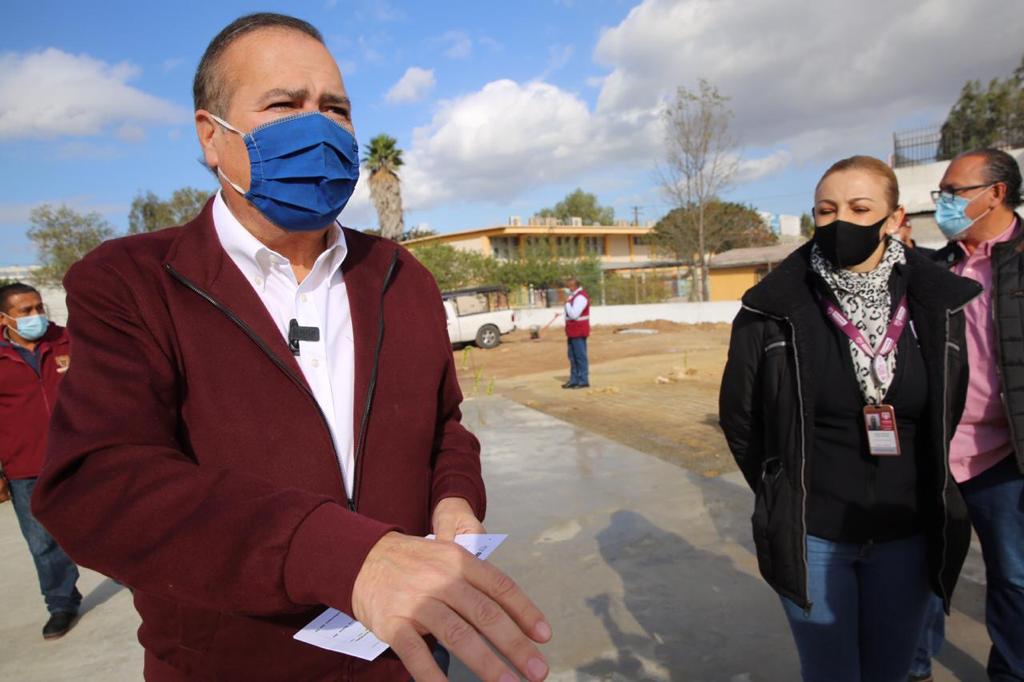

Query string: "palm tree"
[362, 134, 405, 240]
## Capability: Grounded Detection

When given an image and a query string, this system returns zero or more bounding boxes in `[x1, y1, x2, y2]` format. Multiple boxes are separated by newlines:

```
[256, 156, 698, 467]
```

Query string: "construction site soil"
[455, 321, 736, 477]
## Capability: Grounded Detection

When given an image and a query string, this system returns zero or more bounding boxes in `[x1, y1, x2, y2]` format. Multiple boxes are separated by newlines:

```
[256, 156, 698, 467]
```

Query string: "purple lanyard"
[818, 293, 909, 384]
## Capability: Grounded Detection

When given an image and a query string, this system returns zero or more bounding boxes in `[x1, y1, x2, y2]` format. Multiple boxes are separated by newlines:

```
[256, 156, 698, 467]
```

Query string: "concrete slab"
[0, 397, 990, 681]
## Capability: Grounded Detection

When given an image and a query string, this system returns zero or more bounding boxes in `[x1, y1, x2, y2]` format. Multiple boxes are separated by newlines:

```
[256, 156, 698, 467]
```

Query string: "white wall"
[514, 301, 742, 329]
[0, 266, 68, 325]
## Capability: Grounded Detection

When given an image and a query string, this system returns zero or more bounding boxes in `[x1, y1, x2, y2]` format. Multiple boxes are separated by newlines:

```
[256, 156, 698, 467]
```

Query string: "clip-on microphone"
[288, 319, 320, 356]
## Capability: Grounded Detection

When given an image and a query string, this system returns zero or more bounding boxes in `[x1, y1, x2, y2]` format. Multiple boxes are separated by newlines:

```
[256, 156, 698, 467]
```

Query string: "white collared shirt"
[564, 288, 588, 320]
[212, 192, 356, 498]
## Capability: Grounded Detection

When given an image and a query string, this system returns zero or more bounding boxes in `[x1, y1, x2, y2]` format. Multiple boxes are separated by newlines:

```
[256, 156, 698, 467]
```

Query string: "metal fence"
[892, 127, 942, 168]
[507, 273, 693, 309]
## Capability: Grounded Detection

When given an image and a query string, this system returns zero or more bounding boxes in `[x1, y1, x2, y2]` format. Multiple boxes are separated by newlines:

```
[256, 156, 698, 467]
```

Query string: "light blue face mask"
[934, 185, 994, 240]
[12, 314, 48, 341]
[211, 111, 360, 232]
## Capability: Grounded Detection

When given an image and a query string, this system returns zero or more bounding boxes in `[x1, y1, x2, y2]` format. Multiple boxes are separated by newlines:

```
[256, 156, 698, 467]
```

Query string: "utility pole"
[631, 206, 642, 227]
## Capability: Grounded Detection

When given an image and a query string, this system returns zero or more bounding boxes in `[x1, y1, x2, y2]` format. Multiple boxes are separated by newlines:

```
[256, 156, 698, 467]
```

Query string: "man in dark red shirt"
[32, 13, 550, 682]
[0, 282, 80, 639]
[562, 276, 591, 389]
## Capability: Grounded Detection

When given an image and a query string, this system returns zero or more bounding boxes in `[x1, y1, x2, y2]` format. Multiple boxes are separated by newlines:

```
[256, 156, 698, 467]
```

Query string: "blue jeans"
[780, 534, 932, 682]
[909, 594, 945, 677]
[9, 477, 81, 614]
[965, 456, 1024, 679]
[567, 336, 588, 385]
[911, 455, 1024, 680]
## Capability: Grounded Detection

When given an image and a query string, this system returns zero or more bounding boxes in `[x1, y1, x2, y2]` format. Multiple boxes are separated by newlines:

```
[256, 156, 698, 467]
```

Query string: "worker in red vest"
[562, 276, 590, 389]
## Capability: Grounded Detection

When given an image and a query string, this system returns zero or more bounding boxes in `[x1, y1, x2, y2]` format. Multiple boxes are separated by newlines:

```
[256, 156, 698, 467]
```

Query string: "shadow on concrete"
[79, 578, 125, 616]
[697, 470, 989, 682]
[577, 509, 794, 681]
[936, 641, 988, 682]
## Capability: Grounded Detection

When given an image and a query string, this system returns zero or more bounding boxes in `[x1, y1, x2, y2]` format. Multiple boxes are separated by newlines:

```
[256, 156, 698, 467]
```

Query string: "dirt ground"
[454, 321, 737, 477]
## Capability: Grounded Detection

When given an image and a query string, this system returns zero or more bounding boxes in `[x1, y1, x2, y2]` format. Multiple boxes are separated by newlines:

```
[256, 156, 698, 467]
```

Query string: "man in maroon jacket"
[32, 13, 550, 682]
[0, 282, 81, 639]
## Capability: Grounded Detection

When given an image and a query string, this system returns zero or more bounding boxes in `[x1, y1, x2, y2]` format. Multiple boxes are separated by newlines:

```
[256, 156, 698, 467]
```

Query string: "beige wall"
[710, 267, 761, 301]
[447, 235, 490, 255]
[606, 234, 631, 259]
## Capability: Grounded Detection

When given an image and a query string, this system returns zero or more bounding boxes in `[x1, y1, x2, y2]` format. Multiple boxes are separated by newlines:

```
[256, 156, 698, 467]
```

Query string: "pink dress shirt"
[949, 216, 1021, 483]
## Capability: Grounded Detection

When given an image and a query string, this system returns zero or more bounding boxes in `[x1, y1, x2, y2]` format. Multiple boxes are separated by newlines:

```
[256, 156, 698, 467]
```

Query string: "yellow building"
[401, 220, 664, 271]
[708, 243, 803, 301]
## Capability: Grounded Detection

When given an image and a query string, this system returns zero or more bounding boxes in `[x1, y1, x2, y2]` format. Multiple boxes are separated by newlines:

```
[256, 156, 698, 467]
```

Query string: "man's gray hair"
[193, 13, 323, 116]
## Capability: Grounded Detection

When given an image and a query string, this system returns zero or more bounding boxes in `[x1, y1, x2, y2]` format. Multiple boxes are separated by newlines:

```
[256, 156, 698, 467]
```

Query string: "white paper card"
[293, 533, 508, 660]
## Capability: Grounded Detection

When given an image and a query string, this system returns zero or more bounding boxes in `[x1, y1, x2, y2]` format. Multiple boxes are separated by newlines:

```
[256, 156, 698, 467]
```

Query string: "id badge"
[863, 404, 900, 456]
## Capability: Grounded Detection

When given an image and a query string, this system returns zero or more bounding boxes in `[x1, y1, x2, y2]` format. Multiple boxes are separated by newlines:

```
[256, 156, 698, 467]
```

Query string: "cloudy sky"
[1, 0, 1020, 265]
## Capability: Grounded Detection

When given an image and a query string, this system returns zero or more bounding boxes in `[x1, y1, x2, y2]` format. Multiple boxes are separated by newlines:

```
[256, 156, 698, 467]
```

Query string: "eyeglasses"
[931, 183, 993, 204]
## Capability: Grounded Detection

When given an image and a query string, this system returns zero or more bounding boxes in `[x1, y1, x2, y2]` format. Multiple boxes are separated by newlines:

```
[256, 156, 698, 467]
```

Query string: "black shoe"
[561, 382, 577, 389]
[42, 611, 77, 640]
[572, 383, 590, 389]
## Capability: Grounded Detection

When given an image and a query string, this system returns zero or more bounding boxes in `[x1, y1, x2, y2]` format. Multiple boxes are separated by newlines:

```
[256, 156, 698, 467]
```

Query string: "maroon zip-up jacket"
[32, 201, 485, 681]
[0, 324, 69, 480]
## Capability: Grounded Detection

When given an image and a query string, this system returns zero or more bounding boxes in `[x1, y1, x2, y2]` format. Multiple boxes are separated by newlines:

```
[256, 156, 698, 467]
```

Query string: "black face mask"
[814, 216, 887, 268]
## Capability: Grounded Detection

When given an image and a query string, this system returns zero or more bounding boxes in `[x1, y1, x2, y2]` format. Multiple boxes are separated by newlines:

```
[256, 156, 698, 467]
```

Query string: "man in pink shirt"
[911, 148, 1024, 682]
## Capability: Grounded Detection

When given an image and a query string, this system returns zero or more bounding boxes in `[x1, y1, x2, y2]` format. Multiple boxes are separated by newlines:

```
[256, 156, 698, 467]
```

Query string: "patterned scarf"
[810, 239, 907, 405]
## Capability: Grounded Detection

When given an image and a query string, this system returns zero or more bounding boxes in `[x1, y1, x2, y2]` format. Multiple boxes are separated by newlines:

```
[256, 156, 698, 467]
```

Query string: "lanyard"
[817, 293, 909, 384]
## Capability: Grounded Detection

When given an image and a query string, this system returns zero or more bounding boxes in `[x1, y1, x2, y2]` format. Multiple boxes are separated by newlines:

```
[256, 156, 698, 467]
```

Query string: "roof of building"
[709, 242, 803, 269]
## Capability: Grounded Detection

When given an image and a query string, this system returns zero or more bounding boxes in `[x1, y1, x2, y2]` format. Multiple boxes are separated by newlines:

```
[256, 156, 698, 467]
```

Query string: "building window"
[555, 236, 579, 257]
[583, 236, 602, 255]
[491, 236, 517, 260]
[632, 235, 649, 246]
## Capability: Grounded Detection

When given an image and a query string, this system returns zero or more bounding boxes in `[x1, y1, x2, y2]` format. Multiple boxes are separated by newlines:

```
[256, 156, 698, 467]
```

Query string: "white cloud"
[388, 0, 1021, 215]
[735, 150, 793, 184]
[57, 141, 122, 160]
[161, 57, 183, 73]
[340, 174, 376, 229]
[439, 31, 472, 59]
[478, 36, 504, 53]
[0, 197, 129, 225]
[115, 123, 146, 143]
[593, 0, 1021, 162]
[385, 67, 436, 104]
[0, 48, 187, 139]
[402, 79, 628, 209]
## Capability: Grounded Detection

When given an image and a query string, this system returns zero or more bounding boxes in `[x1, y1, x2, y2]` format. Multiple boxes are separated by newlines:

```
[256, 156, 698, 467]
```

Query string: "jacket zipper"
[351, 250, 399, 511]
[990, 255, 1021, 457]
[936, 310, 953, 608]
[4, 343, 53, 413]
[742, 303, 811, 611]
[164, 263, 355, 508]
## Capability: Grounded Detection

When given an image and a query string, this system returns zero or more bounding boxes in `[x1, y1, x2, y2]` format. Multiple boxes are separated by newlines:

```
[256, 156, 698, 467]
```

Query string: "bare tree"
[658, 79, 738, 302]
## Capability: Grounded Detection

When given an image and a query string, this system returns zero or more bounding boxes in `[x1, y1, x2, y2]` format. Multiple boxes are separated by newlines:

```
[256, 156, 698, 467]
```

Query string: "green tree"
[939, 54, 1024, 159]
[652, 199, 775, 300]
[800, 212, 815, 239]
[27, 205, 115, 286]
[408, 244, 495, 291]
[536, 188, 615, 225]
[362, 134, 405, 241]
[128, 187, 213, 234]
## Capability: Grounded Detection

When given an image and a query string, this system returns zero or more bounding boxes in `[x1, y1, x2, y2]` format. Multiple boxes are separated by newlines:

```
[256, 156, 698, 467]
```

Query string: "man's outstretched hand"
[352, 531, 552, 682]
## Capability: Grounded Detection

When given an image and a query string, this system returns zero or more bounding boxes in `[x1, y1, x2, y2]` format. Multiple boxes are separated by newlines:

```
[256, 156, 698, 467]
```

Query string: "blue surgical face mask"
[934, 185, 994, 240]
[211, 112, 360, 232]
[11, 314, 48, 341]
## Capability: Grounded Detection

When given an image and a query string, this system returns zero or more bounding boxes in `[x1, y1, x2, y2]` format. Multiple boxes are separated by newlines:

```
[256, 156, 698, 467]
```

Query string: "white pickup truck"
[442, 286, 516, 349]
